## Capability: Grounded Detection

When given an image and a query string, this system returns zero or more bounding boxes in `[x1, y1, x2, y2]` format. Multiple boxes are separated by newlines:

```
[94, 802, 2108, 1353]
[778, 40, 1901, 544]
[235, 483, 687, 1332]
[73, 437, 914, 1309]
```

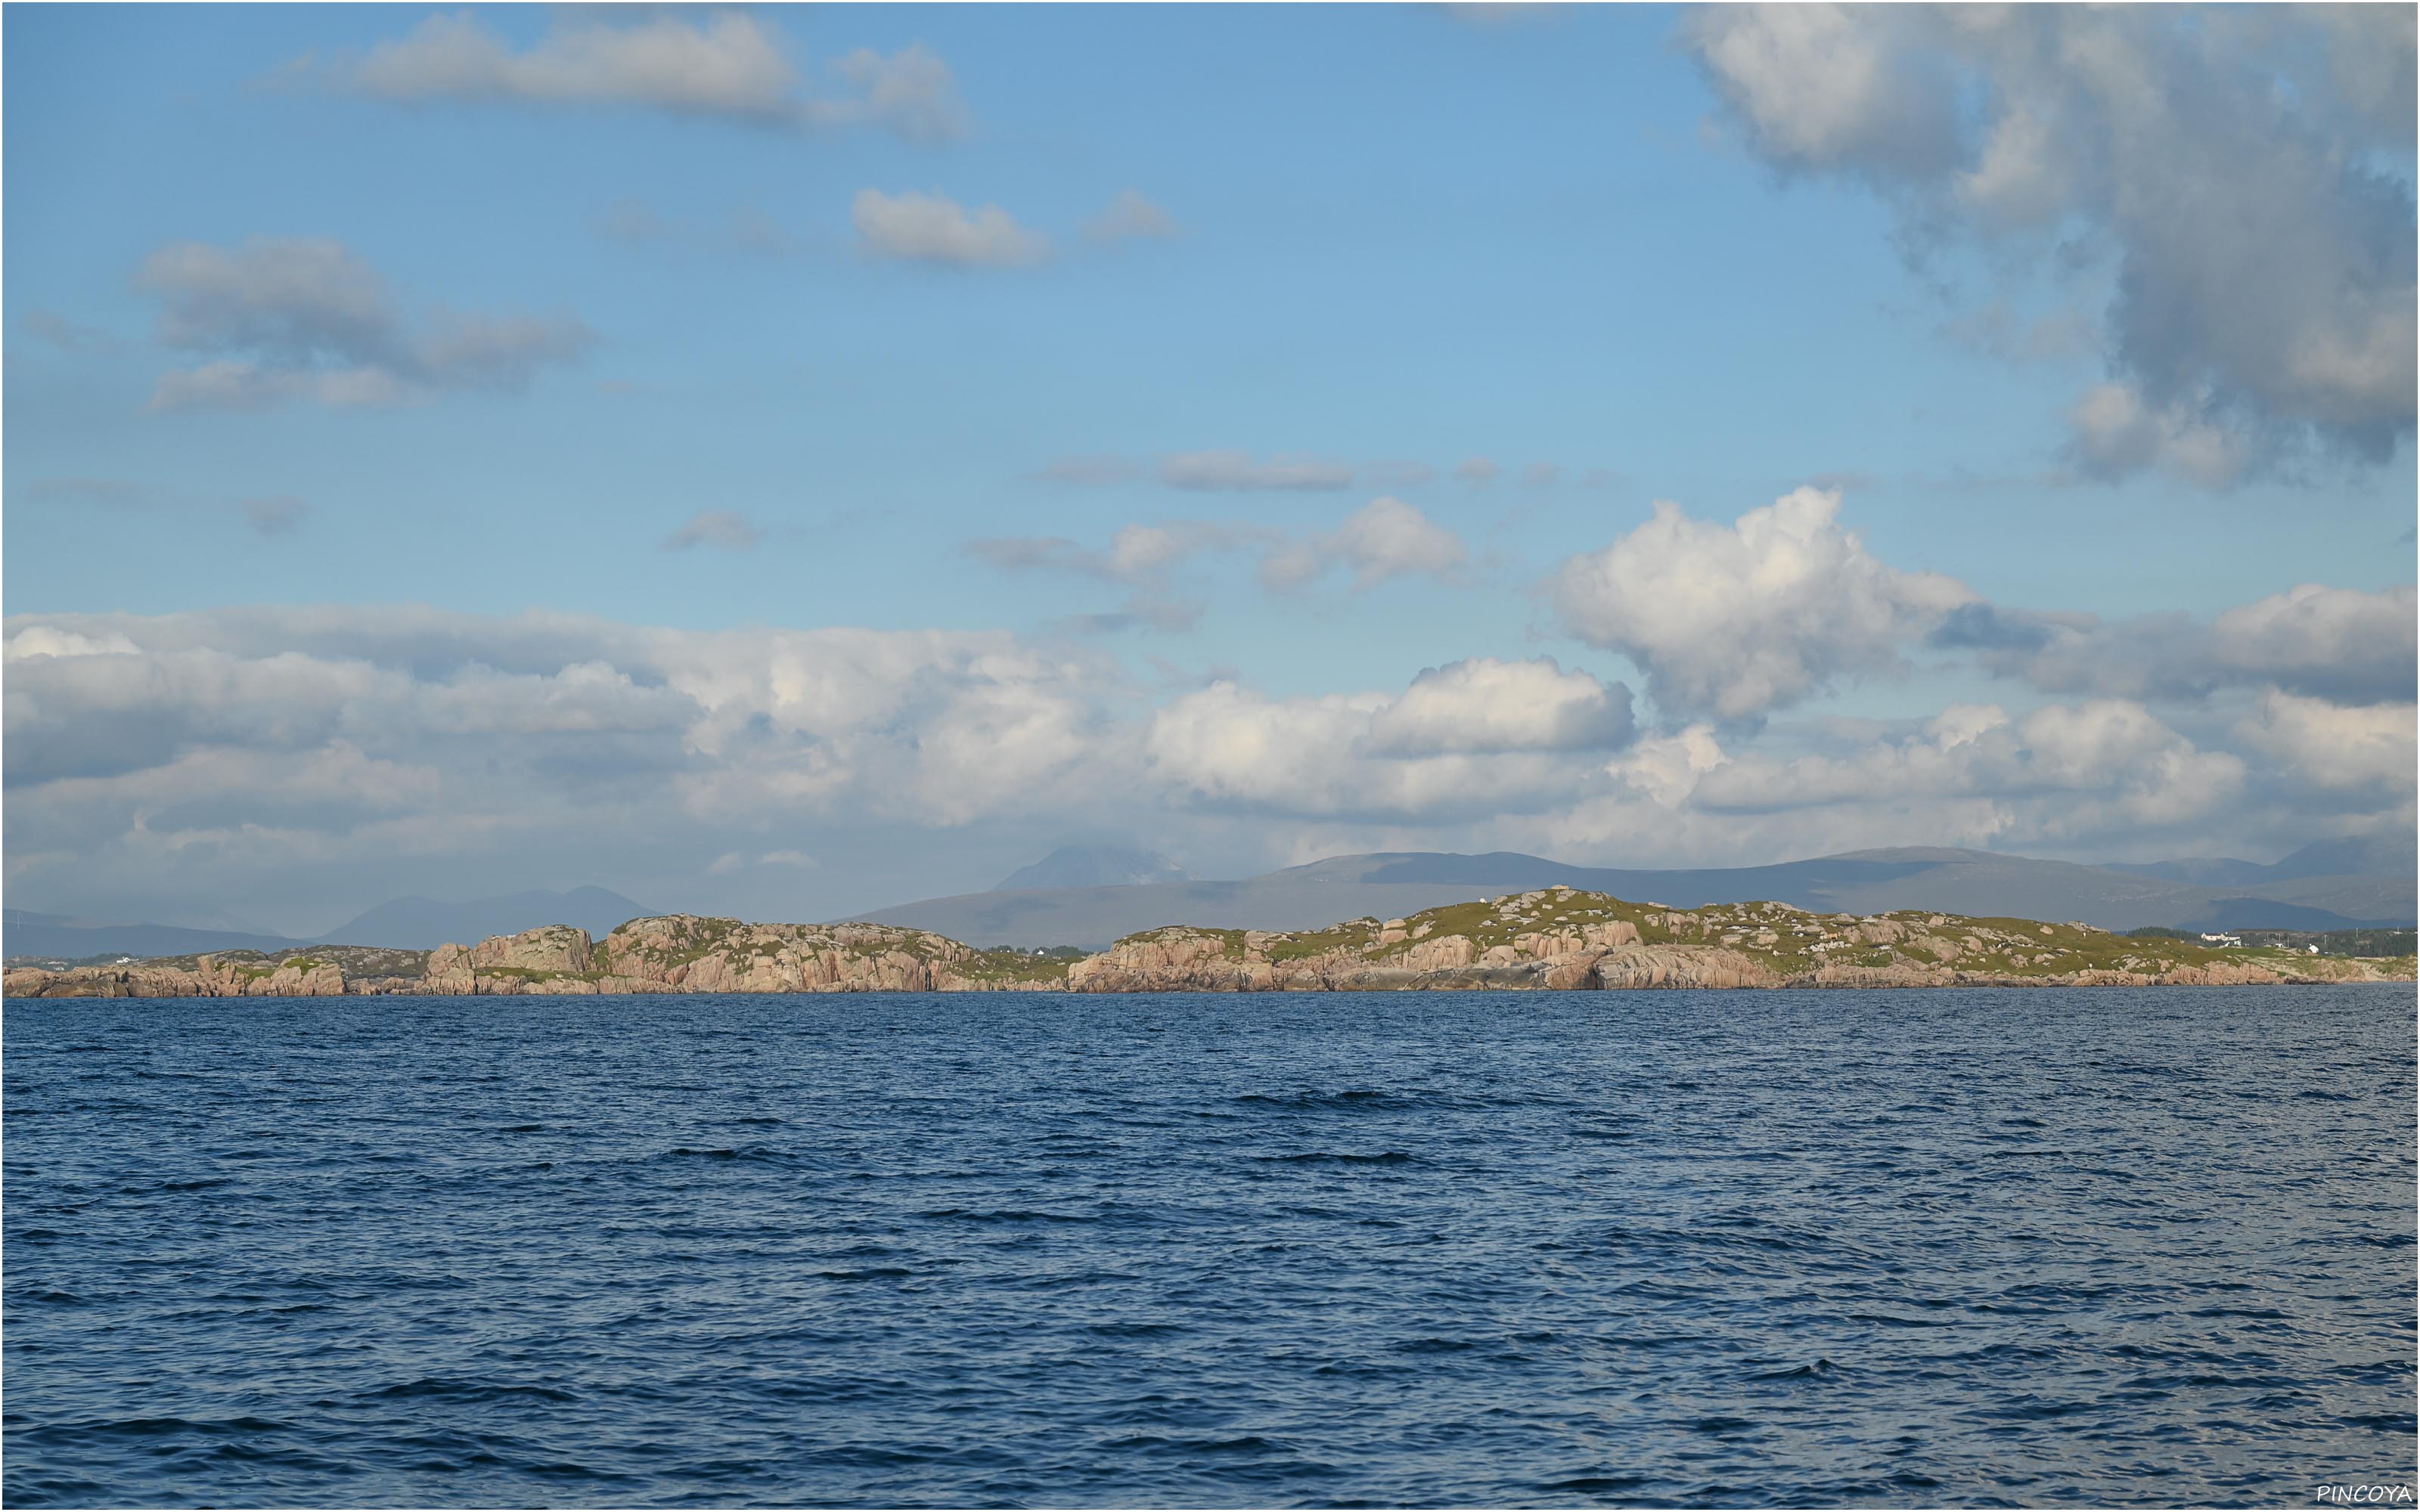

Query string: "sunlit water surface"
[6, 987, 2414, 1506]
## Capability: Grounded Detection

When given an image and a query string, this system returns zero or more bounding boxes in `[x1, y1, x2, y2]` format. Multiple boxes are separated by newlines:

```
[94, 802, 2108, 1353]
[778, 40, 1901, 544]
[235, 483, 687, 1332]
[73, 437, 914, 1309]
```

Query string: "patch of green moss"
[955, 950, 1076, 985]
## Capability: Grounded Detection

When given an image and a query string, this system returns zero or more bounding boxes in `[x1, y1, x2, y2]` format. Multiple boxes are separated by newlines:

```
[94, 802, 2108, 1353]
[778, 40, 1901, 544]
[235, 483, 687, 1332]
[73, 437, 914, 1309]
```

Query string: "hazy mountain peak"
[994, 846, 1188, 893]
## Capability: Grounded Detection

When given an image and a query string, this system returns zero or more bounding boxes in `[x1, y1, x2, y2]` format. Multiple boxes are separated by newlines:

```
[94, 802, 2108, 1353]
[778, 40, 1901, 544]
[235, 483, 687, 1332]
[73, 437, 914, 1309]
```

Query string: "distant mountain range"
[859, 844, 2418, 948]
[5, 887, 654, 962]
[2, 910, 299, 964]
[2105, 833, 2412, 889]
[11, 838, 2412, 962]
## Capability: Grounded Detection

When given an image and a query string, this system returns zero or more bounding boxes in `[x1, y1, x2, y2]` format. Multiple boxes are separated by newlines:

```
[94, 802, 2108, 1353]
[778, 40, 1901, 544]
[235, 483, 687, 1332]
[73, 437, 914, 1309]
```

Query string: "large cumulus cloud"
[1550, 485, 1974, 721]
[1686, 5, 2417, 482]
[1146, 658, 1635, 820]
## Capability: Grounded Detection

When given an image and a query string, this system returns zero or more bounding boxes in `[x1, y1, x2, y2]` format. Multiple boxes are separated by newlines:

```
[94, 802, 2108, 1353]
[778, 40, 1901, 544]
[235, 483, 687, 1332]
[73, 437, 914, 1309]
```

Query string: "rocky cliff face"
[5, 891, 2411, 998]
[4, 953, 346, 999]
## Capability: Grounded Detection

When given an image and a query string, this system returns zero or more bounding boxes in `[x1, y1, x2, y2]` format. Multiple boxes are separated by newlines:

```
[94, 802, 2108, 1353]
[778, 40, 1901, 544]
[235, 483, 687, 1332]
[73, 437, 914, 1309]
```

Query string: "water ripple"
[5, 987, 2413, 1506]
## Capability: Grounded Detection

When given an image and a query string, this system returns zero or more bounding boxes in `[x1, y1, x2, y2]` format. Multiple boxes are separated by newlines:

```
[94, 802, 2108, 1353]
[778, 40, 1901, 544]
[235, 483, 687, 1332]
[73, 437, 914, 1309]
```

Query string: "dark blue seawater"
[5, 987, 2414, 1507]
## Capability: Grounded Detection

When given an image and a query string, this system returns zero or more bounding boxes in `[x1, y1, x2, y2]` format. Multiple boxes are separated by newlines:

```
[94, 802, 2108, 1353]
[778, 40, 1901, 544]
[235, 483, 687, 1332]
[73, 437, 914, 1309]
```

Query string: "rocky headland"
[6, 888, 2411, 999]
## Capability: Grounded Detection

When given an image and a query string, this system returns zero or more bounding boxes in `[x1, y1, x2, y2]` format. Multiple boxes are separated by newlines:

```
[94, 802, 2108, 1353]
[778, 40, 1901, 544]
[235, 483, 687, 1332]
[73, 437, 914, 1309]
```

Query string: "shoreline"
[8, 888, 2412, 999]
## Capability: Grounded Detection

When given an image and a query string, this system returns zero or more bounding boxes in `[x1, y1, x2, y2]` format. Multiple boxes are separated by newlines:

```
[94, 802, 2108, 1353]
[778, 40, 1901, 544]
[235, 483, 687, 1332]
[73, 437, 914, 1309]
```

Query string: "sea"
[5, 987, 2414, 1507]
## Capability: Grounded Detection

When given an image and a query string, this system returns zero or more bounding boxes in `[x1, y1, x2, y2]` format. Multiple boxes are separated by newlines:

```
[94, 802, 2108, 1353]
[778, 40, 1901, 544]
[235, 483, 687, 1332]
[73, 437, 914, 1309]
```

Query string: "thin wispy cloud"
[1158, 451, 1354, 491]
[1085, 190, 1179, 244]
[662, 510, 765, 553]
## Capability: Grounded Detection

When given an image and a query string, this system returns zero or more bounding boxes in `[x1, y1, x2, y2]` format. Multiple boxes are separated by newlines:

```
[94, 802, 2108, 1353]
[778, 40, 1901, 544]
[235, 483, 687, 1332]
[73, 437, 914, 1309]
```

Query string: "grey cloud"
[242, 496, 312, 537]
[662, 510, 765, 553]
[1969, 584, 2419, 708]
[1686, 5, 2416, 482]
[826, 43, 970, 143]
[852, 190, 1050, 268]
[18, 478, 150, 508]
[970, 523, 1247, 634]
[1158, 451, 1354, 491]
[974, 502, 1466, 609]
[18, 309, 125, 355]
[1085, 190, 1178, 243]
[136, 237, 591, 411]
[1925, 601, 2055, 654]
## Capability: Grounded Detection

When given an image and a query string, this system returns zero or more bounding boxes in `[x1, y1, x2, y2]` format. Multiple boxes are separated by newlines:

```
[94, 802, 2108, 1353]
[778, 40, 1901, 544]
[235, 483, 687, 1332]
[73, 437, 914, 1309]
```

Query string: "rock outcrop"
[5, 893, 2409, 998]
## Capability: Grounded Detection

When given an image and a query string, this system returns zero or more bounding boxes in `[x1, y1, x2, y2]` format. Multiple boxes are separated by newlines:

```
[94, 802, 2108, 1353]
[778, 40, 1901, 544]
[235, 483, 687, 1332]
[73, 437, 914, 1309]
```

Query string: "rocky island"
[6, 888, 2412, 999]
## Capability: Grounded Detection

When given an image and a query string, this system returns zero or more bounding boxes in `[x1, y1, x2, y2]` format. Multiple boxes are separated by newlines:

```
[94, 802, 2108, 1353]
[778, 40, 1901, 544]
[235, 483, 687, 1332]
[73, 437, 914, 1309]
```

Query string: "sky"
[5, 2, 2415, 937]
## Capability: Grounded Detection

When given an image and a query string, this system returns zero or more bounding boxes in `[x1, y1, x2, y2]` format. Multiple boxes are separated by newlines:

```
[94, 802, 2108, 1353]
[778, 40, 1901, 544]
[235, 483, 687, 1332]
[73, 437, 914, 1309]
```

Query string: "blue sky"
[5, 5, 2414, 934]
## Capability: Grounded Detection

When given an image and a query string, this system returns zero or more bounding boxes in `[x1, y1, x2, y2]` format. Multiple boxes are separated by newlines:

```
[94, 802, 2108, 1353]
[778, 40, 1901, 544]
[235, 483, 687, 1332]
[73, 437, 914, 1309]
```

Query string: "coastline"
[8, 887, 2412, 998]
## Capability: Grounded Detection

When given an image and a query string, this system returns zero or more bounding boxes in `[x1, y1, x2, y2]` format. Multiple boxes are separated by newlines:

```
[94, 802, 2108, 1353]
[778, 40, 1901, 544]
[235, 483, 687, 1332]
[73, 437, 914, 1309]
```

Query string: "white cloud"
[1157, 450, 1354, 491]
[852, 190, 1050, 268]
[1086, 190, 1178, 243]
[2237, 691, 2418, 795]
[1147, 658, 1635, 820]
[1551, 485, 1974, 720]
[1367, 657, 1634, 756]
[345, 11, 799, 121]
[2, 608, 1128, 836]
[318, 13, 969, 141]
[5, 601, 2406, 924]
[1563, 696, 2249, 856]
[1259, 497, 1467, 591]
[136, 237, 591, 411]
[1686, 5, 2417, 480]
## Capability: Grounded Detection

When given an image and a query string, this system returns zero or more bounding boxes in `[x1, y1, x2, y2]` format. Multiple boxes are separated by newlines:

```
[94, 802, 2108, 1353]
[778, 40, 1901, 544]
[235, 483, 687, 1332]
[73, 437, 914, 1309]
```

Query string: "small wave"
[1255, 1151, 1416, 1165]
[1538, 1473, 1649, 1493]
[1233, 1090, 1415, 1111]
[23, 1414, 296, 1441]
[366, 1377, 578, 1405]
